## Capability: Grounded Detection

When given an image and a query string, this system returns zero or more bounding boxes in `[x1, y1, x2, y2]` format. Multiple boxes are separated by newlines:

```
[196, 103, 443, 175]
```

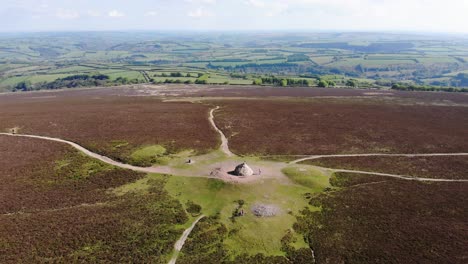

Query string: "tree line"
[253, 77, 311, 87]
[13, 74, 144, 92]
[391, 83, 468, 92]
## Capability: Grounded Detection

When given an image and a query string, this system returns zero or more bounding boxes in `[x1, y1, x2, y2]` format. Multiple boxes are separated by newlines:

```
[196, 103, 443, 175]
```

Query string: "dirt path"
[330, 168, 468, 182]
[0, 132, 288, 184]
[0, 132, 171, 175]
[168, 215, 205, 264]
[291, 153, 468, 164]
[1, 132, 467, 183]
[209, 106, 234, 157]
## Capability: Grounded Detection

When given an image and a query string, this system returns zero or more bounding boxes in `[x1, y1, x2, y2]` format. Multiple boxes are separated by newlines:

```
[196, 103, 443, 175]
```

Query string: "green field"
[1, 32, 468, 91]
[116, 172, 319, 256]
[111, 148, 332, 258]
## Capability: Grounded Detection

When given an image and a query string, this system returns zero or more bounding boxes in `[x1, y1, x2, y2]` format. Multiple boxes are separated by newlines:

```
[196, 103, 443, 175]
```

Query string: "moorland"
[1, 84, 467, 263]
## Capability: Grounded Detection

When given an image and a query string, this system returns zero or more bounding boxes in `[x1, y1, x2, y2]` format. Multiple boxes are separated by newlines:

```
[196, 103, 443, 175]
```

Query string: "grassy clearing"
[128, 144, 200, 167]
[130, 145, 168, 165]
[166, 175, 315, 256]
[115, 172, 317, 256]
[282, 165, 331, 192]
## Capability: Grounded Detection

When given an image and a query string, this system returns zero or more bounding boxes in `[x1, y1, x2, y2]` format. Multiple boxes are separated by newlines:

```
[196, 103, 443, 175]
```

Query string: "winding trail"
[0, 132, 170, 175]
[209, 106, 234, 157]
[1, 106, 468, 184]
[168, 215, 205, 264]
[291, 153, 468, 164]
[1, 134, 468, 183]
[3, 105, 467, 263]
[330, 168, 468, 182]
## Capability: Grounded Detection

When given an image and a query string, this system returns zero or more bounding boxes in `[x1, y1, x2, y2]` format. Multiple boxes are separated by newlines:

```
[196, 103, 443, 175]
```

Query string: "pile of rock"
[233, 162, 254, 177]
[251, 204, 281, 217]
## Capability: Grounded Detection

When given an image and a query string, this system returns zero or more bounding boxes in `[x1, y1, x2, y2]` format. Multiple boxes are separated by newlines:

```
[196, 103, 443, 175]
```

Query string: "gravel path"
[0, 132, 171, 175]
[291, 153, 468, 164]
[1, 132, 467, 182]
[331, 168, 468, 182]
[209, 106, 234, 157]
[168, 215, 205, 264]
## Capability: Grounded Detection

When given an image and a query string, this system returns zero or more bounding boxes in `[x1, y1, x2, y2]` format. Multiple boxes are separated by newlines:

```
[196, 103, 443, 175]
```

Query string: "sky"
[1, 0, 468, 33]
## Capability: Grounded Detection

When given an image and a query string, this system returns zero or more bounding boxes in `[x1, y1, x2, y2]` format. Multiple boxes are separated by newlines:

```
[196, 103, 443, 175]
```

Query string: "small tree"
[15, 81, 32, 91]
[281, 79, 288, 87]
[170, 72, 183, 77]
[253, 79, 263, 85]
[346, 79, 358, 87]
[318, 80, 329, 88]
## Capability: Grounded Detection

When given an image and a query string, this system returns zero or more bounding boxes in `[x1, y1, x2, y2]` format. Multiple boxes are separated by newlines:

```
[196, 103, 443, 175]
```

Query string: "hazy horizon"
[2, 0, 468, 33]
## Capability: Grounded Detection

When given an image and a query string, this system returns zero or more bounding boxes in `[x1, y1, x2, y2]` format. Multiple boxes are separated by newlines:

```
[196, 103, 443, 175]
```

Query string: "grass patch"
[164, 174, 316, 256]
[129, 145, 168, 166]
[115, 172, 316, 256]
[54, 152, 113, 181]
[282, 165, 331, 191]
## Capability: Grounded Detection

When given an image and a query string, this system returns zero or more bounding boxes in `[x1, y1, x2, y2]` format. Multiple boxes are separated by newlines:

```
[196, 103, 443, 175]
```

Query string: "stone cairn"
[233, 162, 254, 177]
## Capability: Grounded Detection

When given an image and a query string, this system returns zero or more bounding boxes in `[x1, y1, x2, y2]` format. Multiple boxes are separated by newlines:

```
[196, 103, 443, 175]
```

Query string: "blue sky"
[1, 0, 468, 33]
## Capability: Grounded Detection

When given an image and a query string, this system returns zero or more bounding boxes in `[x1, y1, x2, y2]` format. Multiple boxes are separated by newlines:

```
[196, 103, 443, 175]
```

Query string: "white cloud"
[145, 11, 158, 17]
[56, 8, 80, 19]
[87, 10, 101, 17]
[266, 2, 288, 16]
[188, 7, 214, 18]
[287, 0, 468, 32]
[244, 0, 288, 17]
[2, 0, 468, 32]
[185, 0, 217, 4]
[245, 0, 266, 8]
[108, 10, 125, 18]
